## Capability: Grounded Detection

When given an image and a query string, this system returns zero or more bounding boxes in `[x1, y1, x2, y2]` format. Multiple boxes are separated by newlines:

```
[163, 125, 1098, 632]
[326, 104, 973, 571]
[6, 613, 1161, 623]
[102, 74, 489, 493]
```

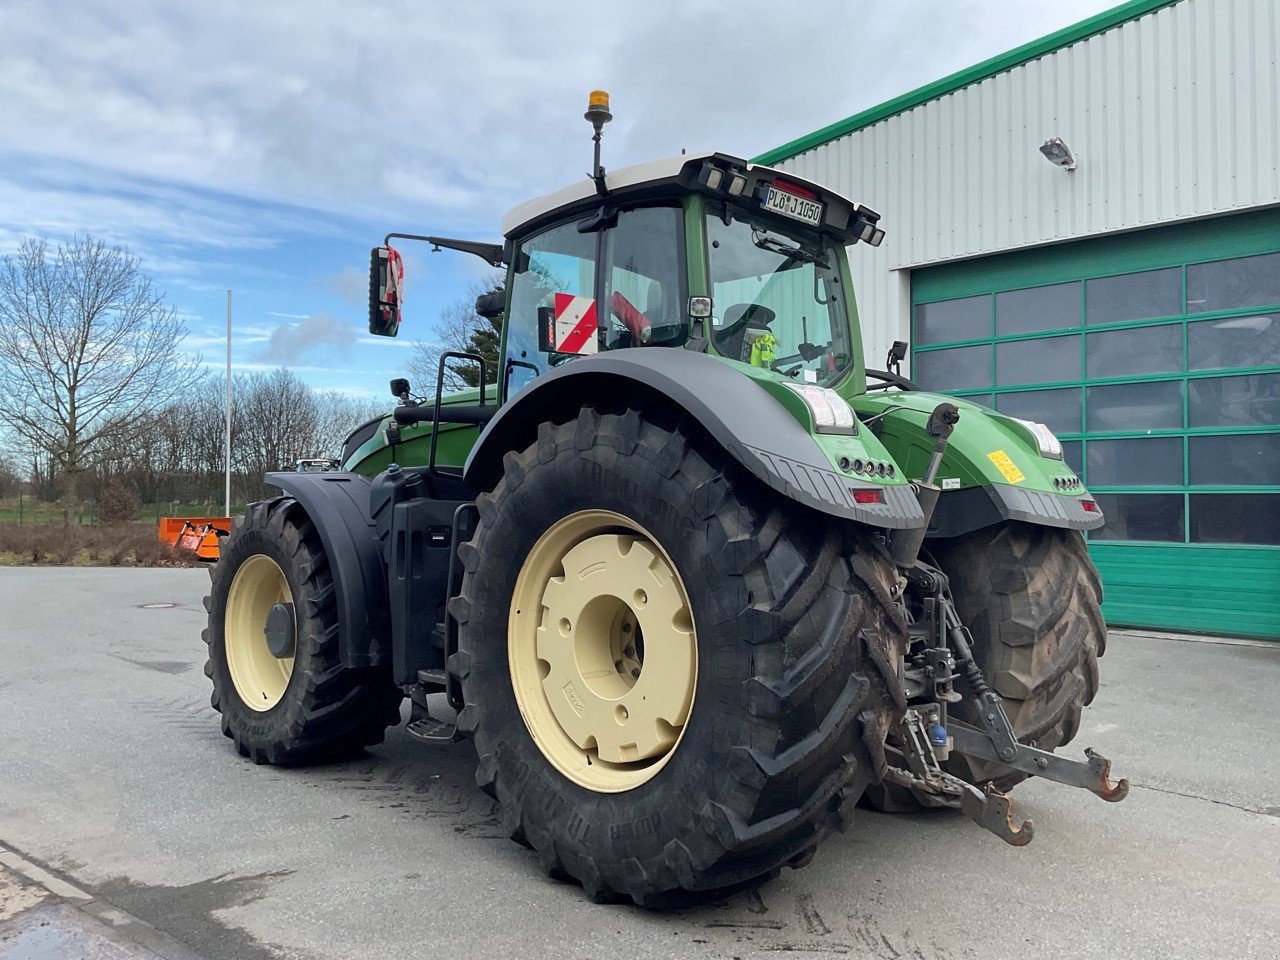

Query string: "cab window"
[504, 220, 596, 396]
[706, 207, 851, 385]
[503, 206, 685, 397]
[602, 206, 685, 349]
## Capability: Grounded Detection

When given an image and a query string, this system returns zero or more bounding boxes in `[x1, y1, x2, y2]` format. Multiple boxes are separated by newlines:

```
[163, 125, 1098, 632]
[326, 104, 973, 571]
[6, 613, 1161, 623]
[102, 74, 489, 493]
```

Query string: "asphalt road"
[1, 567, 1277, 960]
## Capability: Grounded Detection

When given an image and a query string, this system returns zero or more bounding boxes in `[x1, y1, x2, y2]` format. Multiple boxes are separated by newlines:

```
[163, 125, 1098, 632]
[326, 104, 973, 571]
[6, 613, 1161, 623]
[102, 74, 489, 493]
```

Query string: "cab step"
[406, 716, 459, 743]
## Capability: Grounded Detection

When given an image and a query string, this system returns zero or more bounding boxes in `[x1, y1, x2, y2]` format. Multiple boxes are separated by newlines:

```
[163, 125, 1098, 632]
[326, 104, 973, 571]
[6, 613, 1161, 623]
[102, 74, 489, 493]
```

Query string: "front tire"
[204, 498, 403, 765]
[451, 408, 907, 903]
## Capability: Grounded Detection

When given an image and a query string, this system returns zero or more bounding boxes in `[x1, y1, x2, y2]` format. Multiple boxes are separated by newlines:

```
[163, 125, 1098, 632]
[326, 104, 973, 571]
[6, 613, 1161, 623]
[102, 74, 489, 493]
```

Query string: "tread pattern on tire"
[450, 407, 908, 904]
[204, 497, 402, 766]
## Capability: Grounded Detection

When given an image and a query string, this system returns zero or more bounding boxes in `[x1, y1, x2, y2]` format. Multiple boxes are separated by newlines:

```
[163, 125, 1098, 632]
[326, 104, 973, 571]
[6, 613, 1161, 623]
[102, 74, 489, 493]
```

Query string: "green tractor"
[204, 92, 1126, 903]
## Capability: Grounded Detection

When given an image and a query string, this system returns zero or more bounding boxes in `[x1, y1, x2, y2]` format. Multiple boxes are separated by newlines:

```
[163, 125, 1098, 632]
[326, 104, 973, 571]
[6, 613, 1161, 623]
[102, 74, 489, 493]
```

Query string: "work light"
[1012, 418, 1064, 460]
[785, 383, 857, 434]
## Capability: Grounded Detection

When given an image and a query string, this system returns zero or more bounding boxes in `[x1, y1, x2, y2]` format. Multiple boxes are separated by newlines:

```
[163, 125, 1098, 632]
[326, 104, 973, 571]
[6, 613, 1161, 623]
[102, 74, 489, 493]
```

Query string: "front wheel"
[450, 407, 908, 904]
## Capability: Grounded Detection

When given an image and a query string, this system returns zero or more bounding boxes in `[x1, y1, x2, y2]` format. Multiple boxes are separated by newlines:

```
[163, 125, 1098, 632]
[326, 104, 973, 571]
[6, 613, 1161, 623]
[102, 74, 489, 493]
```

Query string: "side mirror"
[390, 378, 410, 399]
[474, 289, 505, 320]
[368, 246, 404, 337]
[887, 340, 908, 376]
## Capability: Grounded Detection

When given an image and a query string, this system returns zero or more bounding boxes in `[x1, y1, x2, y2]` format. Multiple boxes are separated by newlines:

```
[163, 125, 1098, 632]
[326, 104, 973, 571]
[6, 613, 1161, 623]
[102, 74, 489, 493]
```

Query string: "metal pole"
[225, 290, 232, 518]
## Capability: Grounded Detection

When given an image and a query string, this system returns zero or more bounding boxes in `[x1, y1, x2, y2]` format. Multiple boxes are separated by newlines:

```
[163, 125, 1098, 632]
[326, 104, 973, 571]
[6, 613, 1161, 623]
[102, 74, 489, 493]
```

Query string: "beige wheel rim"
[225, 554, 295, 711]
[509, 510, 698, 793]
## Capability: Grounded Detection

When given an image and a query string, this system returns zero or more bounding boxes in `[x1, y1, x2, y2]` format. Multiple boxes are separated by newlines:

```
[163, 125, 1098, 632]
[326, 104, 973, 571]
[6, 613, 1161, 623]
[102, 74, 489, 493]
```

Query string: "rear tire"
[864, 520, 1105, 810]
[451, 407, 908, 904]
[204, 497, 403, 765]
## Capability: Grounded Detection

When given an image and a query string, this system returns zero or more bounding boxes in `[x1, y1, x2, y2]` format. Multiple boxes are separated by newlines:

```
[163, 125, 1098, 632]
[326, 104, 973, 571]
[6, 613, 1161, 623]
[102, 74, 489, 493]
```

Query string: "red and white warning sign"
[551, 293, 599, 355]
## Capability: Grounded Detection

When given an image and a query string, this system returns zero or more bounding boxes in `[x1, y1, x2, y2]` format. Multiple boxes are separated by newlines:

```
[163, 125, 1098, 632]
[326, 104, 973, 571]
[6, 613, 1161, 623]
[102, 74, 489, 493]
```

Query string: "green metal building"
[755, 0, 1280, 639]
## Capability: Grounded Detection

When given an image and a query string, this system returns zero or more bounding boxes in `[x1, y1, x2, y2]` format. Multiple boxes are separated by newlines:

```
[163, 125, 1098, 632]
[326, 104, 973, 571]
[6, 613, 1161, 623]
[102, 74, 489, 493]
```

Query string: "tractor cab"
[494, 151, 885, 399]
[366, 98, 885, 409]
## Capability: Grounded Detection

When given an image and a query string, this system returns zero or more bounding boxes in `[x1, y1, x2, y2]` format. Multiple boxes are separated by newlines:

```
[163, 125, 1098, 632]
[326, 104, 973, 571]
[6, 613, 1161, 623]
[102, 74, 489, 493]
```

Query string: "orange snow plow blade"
[159, 516, 231, 561]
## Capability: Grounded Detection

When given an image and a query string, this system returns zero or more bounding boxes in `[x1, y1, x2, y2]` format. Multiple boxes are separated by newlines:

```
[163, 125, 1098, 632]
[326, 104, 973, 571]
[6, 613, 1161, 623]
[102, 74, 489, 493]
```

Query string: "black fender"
[264, 471, 390, 668]
[927, 483, 1105, 539]
[464, 350, 924, 530]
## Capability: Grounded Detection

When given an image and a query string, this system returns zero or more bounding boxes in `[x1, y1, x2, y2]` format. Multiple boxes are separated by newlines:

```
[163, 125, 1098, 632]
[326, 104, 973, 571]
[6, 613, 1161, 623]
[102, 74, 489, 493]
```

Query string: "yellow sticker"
[987, 449, 1026, 484]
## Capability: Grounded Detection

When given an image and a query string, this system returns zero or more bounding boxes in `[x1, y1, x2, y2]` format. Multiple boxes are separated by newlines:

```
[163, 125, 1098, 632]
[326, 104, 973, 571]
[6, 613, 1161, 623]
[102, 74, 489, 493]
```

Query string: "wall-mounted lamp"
[1039, 137, 1077, 171]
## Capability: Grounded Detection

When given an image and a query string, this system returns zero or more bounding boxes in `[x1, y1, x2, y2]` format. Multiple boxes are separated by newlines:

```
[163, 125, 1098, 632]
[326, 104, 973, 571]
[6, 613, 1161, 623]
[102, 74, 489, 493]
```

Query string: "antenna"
[585, 90, 613, 197]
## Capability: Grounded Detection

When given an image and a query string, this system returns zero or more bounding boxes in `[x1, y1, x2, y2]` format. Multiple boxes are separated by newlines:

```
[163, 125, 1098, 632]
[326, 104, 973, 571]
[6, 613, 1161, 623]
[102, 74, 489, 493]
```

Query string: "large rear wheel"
[204, 498, 403, 765]
[451, 407, 908, 903]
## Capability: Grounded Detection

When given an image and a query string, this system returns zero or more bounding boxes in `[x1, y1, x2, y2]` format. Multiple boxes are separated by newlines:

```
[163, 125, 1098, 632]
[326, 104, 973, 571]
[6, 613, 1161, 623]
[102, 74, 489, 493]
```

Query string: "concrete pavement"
[1, 567, 1276, 959]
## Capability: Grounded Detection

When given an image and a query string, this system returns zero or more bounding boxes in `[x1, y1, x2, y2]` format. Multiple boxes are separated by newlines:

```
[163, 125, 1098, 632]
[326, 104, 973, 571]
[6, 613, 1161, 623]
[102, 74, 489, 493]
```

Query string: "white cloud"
[261, 311, 357, 363]
[0, 0, 1119, 238]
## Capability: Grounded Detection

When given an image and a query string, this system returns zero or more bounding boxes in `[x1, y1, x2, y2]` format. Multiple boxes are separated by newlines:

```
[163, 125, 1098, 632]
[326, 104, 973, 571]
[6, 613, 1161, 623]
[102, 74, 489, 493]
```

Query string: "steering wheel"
[717, 303, 776, 362]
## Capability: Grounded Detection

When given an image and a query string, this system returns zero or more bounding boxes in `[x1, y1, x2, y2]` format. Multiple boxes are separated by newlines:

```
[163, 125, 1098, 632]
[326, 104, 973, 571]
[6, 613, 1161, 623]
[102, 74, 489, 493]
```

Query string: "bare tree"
[0, 453, 20, 499]
[408, 276, 504, 394]
[0, 237, 198, 518]
[312, 391, 387, 458]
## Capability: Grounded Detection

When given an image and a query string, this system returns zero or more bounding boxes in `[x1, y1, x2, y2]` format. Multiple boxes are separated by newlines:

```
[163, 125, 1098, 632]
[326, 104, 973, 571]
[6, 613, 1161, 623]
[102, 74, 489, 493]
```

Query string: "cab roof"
[500, 152, 862, 239]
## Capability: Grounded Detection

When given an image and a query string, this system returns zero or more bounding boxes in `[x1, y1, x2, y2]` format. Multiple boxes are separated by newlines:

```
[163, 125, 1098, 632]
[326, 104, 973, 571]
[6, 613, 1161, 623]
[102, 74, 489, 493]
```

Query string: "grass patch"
[0, 522, 205, 567]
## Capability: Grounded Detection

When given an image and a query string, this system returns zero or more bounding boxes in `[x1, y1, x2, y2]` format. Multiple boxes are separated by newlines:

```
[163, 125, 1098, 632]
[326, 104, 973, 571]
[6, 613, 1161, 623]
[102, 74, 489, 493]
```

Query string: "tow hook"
[949, 724, 1130, 803]
[883, 710, 1035, 846]
[956, 781, 1034, 847]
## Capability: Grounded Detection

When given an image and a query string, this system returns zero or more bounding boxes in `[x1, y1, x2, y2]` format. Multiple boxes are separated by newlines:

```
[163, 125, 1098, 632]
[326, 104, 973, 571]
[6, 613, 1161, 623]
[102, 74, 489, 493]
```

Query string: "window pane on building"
[1086, 380, 1182, 432]
[959, 394, 994, 410]
[1090, 493, 1184, 541]
[1086, 324, 1182, 379]
[1085, 268, 1181, 324]
[1188, 372, 1280, 428]
[1086, 437, 1183, 486]
[996, 282, 1080, 336]
[995, 387, 1082, 436]
[913, 345, 992, 390]
[1188, 313, 1280, 370]
[1189, 494, 1280, 545]
[996, 335, 1079, 386]
[915, 295, 990, 344]
[1187, 252, 1280, 314]
[1189, 434, 1280, 486]
[1060, 440, 1083, 476]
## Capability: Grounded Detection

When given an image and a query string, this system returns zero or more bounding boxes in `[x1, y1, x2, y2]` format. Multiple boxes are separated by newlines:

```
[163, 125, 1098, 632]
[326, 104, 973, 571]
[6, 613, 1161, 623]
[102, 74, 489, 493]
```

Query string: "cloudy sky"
[0, 0, 1115, 398]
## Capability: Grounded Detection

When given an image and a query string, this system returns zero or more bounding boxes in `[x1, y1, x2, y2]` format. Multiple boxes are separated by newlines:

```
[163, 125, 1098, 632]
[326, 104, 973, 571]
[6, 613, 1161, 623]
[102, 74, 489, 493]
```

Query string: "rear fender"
[264, 472, 391, 667]
[852, 392, 1105, 538]
[464, 350, 925, 530]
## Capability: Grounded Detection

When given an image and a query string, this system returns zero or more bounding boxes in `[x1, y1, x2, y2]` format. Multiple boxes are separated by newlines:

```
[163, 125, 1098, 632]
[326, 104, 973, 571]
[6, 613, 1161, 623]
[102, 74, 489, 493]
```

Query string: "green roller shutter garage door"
[911, 208, 1280, 640]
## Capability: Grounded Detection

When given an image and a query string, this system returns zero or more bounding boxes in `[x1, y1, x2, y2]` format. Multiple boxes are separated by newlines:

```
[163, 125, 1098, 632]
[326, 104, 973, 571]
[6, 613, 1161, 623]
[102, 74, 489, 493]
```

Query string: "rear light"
[1082, 500, 1099, 513]
[851, 489, 883, 505]
[772, 178, 816, 199]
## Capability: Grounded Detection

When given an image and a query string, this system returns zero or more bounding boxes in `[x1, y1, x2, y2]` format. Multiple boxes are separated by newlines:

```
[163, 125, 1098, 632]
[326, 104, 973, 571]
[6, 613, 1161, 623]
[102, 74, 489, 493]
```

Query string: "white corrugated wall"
[771, 0, 1280, 372]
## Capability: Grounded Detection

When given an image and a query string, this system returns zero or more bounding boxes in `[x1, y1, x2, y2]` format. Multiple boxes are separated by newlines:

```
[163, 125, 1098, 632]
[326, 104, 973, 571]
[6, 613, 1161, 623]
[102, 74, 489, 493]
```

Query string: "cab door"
[501, 205, 686, 400]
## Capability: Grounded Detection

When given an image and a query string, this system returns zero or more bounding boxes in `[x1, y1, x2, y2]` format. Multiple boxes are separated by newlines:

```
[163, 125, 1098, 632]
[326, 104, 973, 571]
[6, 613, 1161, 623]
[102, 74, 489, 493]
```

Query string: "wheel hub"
[225, 554, 296, 711]
[509, 511, 697, 792]
[264, 602, 296, 659]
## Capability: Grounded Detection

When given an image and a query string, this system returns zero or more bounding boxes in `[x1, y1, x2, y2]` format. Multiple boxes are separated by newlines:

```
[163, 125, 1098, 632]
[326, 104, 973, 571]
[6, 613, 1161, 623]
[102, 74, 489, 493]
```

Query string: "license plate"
[761, 185, 823, 226]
